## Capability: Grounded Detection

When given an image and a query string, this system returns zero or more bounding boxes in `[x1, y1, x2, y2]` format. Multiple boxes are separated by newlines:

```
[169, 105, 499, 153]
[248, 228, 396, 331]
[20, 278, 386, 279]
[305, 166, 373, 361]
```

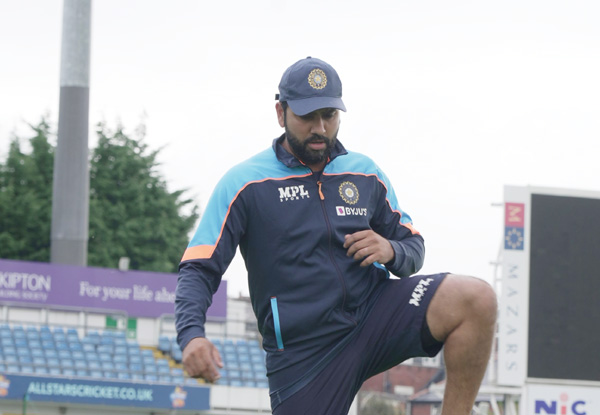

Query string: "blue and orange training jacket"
[175, 135, 425, 397]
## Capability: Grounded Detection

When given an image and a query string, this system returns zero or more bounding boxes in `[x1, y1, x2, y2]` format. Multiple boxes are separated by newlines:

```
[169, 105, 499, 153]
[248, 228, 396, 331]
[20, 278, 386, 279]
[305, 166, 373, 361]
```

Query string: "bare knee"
[427, 274, 498, 341]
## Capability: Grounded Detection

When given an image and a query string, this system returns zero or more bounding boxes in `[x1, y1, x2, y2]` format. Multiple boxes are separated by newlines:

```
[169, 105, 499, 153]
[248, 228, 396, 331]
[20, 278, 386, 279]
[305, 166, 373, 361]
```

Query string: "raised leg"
[426, 274, 498, 415]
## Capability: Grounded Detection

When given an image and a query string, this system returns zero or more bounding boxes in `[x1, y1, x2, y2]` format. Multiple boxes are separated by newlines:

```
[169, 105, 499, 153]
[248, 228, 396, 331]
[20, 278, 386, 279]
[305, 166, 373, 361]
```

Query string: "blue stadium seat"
[17, 348, 30, 357]
[251, 355, 264, 365]
[55, 342, 69, 351]
[33, 356, 46, 366]
[114, 346, 127, 355]
[68, 342, 83, 351]
[20, 365, 34, 374]
[44, 348, 58, 358]
[29, 340, 42, 349]
[97, 344, 113, 354]
[114, 354, 128, 364]
[46, 358, 60, 367]
[40, 328, 52, 341]
[99, 353, 112, 362]
[60, 359, 74, 368]
[143, 356, 156, 365]
[49, 367, 61, 376]
[74, 360, 87, 369]
[35, 366, 48, 375]
[82, 343, 95, 352]
[14, 338, 28, 348]
[131, 373, 145, 381]
[114, 338, 127, 347]
[103, 371, 116, 379]
[6, 364, 20, 373]
[141, 349, 154, 358]
[144, 365, 157, 374]
[158, 337, 171, 354]
[144, 374, 158, 382]
[115, 362, 129, 372]
[129, 355, 142, 364]
[156, 358, 169, 367]
[85, 352, 99, 362]
[101, 362, 115, 371]
[239, 362, 252, 372]
[89, 370, 103, 378]
[117, 372, 131, 380]
[76, 369, 89, 377]
[62, 368, 75, 376]
[18, 355, 33, 364]
[171, 347, 182, 363]
[129, 363, 143, 373]
[58, 349, 71, 359]
[256, 380, 269, 388]
[159, 375, 172, 383]
[88, 361, 101, 370]
[3, 344, 15, 353]
[100, 336, 114, 346]
[172, 375, 185, 384]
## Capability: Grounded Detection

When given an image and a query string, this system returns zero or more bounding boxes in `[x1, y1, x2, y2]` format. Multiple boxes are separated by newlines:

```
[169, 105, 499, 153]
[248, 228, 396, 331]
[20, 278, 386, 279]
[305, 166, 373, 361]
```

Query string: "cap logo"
[339, 181, 359, 205]
[308, 68, 327, 90]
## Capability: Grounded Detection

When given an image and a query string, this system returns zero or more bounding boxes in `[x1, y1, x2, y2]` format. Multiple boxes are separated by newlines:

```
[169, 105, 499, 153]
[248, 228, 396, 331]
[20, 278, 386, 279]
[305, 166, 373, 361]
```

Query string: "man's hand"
[182, 337, 223, 383]
[343, 230, 394, 267]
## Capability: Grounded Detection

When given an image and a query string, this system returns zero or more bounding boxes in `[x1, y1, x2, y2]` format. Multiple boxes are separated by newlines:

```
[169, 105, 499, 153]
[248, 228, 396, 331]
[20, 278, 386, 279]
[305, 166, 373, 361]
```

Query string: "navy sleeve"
[369, 168, 425, 277]
[174, 169, 248, 351]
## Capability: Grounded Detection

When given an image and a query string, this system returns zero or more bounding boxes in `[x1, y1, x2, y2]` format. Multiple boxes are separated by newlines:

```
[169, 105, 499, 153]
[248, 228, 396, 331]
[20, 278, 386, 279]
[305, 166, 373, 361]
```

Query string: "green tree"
[0, 118, 198, 273]
[88, 122, 198, 272]
[0, 119, 54, 261]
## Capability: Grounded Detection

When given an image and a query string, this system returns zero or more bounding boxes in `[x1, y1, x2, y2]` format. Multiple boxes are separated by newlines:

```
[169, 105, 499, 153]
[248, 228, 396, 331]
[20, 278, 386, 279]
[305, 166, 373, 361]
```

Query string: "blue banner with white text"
[0, 373, 210, 410]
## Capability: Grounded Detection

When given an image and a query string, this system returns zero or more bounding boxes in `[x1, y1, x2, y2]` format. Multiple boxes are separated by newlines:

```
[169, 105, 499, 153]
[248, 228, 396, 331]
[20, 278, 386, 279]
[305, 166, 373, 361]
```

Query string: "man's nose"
[310, 116, 326, 135]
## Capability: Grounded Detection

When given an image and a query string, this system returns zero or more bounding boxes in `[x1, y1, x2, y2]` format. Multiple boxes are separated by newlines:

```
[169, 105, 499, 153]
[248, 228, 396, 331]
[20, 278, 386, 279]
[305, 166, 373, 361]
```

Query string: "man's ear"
[275, 102, 285, 128]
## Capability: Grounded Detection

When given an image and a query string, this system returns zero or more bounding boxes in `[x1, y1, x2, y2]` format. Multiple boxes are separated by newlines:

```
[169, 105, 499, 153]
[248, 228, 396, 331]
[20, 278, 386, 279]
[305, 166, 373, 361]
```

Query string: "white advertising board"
[498, 185, 530, 386]
[525, 382, 600, 415]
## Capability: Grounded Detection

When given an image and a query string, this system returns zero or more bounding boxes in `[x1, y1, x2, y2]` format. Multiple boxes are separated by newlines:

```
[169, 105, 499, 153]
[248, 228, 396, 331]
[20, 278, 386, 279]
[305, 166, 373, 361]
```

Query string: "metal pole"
[50, 0, 92, 266]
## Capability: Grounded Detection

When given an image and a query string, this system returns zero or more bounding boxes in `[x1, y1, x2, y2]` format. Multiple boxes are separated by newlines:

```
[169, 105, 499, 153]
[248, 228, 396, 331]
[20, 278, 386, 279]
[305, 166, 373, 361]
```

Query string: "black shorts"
[272, 273, 447, 415]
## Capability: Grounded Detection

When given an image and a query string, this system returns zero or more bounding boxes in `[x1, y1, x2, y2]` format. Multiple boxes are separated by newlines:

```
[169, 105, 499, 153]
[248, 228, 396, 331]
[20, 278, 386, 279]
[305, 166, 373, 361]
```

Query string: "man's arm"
[343, 230, 425, 277]
[346, 165, 426, 277]
[175, 261, 225, 382]
[175, 168, 249, 382]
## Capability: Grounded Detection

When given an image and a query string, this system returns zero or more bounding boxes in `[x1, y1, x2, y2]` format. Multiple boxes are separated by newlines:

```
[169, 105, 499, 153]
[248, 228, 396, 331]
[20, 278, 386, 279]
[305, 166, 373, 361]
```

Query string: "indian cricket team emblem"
[339, 181, 359, 205]
[308, 68, 327, 90]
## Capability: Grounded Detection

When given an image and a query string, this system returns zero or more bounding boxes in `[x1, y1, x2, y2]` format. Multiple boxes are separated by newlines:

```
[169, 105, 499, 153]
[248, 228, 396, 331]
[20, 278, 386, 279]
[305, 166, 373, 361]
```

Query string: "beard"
[284, 125, 338, 167]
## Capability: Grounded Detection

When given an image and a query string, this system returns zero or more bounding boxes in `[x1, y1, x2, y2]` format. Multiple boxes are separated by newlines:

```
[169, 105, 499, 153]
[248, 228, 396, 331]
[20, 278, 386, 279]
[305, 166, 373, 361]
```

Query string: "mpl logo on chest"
[278, 185, 310, 202]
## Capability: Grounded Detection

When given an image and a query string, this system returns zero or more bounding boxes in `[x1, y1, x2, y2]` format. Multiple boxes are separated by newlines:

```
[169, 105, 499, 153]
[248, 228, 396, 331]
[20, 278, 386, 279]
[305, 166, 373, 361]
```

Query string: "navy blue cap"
[277, 57, 346, 116]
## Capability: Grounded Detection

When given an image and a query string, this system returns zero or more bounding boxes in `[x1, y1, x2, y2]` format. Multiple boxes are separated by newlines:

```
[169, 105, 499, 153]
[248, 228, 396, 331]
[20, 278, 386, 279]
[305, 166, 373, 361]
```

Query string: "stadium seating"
[0, 324, 268, 388]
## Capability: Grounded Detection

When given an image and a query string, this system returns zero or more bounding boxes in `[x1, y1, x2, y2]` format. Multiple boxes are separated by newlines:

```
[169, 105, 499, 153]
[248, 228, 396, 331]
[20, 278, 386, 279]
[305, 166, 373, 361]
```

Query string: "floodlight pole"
[50, 0, 92, 266]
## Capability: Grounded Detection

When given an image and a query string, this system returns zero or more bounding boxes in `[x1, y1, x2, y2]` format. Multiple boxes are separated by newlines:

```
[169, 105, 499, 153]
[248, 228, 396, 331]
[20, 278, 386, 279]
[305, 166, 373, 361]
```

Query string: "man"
[175, 57, 497, 415]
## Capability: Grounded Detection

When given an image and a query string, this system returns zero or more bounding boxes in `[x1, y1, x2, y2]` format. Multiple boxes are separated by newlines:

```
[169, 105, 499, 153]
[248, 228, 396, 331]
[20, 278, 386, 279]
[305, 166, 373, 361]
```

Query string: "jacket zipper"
[315, 177, 357, 326]
[270, 297, 284, 351]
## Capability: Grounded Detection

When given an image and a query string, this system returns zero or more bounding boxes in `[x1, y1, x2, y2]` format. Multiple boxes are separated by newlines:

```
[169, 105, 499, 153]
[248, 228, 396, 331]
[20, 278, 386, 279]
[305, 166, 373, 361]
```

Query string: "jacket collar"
[272, 134, 348, 169]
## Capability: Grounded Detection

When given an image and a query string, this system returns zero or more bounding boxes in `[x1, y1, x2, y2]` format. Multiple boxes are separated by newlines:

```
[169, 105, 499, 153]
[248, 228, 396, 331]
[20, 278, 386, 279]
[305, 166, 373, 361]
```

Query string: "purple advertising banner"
[0, 259, 226, 319]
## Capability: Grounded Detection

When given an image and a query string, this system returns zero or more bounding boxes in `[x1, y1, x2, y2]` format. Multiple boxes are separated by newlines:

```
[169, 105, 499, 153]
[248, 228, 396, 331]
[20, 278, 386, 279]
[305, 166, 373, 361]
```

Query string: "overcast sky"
[1, 0, 599, 297]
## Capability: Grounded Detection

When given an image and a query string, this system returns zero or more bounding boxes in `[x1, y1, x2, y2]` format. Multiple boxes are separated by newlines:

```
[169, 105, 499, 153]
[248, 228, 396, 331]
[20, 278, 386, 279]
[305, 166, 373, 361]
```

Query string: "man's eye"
[323, 111, 336, 119]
